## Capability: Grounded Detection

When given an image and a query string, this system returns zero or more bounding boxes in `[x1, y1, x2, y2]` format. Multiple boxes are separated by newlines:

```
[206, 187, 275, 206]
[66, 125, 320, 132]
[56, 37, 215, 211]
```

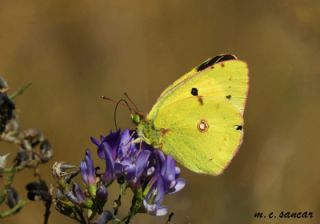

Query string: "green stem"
[0, 167, 17, 205]
[0, 200, 27, 218]
[124, 189, 142, 224]
[113, 183, 127, 216]
[113, 195, 122, 216]
[9, 82, 32, 99]
[0, 167, 27, 218]
[3, 167, 23, 174]
[5, 167, 17, 187]
[76, 208, 87, 224]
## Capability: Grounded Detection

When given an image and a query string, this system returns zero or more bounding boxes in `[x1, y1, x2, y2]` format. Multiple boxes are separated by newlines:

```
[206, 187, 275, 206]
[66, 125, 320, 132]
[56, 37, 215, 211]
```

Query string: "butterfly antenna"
[114, 99, 134, 129]
[124, 92, 139, 111]
[100, 96, 117, 104]
[101, 96, 134, 129]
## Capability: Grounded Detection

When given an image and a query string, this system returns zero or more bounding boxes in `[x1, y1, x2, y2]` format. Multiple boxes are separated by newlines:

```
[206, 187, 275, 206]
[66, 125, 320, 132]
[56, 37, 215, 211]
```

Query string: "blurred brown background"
[0, 0, 319, 223]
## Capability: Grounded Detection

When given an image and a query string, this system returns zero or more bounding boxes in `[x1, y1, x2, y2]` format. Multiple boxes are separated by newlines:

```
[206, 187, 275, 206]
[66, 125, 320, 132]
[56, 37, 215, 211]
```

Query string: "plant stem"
[166, 212, 174, 224]
[77, 208, 87, 224]
[0, 167, 17, 205]
[0, 200, 27, 218]
[43, 200, 52, 224]
[9, 82, 32, 99]
[124, 189, 142, 224]
[113, 183, 127, 216]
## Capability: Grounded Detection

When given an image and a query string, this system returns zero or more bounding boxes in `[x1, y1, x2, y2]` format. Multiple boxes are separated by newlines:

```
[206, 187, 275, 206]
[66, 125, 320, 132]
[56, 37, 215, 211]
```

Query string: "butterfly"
[131, 54, 249, 175]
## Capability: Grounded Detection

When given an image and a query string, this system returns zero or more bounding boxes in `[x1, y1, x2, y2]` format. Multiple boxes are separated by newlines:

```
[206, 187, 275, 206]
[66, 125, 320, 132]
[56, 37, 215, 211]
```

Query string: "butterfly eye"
[234, 125, 243, 131]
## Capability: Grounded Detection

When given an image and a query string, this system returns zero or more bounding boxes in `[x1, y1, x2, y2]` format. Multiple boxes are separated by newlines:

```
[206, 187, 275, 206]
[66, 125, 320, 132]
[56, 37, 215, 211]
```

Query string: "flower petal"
[142, 200, 168, 216]
[118, 129, 131, 158]
[101, 142, 115, 183]
[154, 206, 168, 216]
[135, 150, 151, 178]
[96, 184, 108, 207]
[73, 183, 86, 203]
[168, 178, 186, 194]
[80, 150, 96, 185]
[90, 137, 100, 147]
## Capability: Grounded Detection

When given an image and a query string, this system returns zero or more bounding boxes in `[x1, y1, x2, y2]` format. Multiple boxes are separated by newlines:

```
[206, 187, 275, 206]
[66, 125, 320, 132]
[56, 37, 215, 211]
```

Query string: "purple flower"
[142, 175, 167, 216]
[90, 129, 185, 216]
[91, 129, 151, 186]
[66, 183, 85, 205]
[66, 183, 93, 208]
[53, 128, 186, 220]
[142, 150, 185, 216]
[80, 150, 96, 185]
[158, 153, 186, 194]
[96, 184, 108, 212]
[80, 150, 97, 196]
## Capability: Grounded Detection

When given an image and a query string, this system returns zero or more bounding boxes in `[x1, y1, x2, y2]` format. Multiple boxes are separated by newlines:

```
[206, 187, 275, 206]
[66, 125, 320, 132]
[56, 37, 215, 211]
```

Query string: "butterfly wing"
[155, 97, 243, 175]
[157, 54, 238, 100]
[149, 58, 248, 122]
[147, 59, 249, 175]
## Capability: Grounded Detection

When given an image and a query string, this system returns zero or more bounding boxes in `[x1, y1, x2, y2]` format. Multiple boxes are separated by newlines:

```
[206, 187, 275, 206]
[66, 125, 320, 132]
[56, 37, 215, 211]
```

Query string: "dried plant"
[0, 78, 53, 223]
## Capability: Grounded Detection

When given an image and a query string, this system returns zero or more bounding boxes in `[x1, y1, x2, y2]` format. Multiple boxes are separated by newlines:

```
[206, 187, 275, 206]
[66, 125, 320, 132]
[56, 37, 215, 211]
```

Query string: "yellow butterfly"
[132, 54, 249, 175]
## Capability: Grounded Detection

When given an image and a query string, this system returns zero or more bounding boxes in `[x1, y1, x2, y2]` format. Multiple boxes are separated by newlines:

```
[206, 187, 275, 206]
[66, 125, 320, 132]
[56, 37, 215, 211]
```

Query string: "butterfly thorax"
[136, 118, 163, 148]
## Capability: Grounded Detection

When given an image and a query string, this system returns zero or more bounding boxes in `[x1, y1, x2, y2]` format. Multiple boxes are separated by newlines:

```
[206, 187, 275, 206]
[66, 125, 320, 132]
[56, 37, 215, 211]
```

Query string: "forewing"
[158, 54, 238, 100]
[148, 60, 249, 120]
